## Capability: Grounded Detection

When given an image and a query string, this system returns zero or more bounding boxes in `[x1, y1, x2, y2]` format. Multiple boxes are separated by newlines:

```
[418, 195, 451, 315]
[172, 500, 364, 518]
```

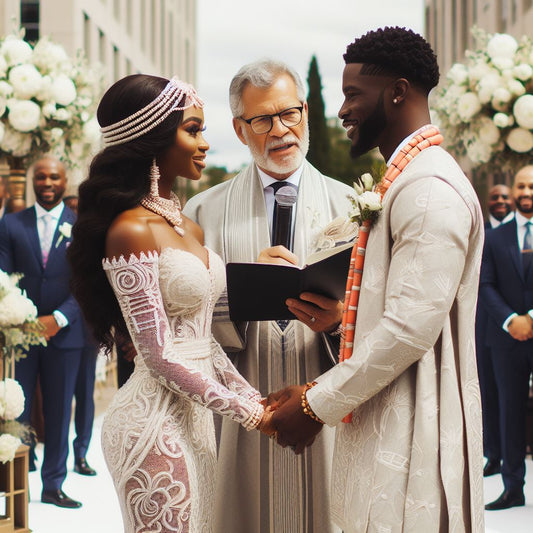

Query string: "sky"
[196, 0, 425, 171]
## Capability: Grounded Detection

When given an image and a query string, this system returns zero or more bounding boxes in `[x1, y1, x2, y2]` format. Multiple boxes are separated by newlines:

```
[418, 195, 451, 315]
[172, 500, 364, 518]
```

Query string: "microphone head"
[274, 186, 298, 207]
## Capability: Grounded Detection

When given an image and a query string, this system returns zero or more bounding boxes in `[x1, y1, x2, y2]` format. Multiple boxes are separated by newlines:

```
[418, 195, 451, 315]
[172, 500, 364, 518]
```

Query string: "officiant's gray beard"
[244, 122, 310, 176]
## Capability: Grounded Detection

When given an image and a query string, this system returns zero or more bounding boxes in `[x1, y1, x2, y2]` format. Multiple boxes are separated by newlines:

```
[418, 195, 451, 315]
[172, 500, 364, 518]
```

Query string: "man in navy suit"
[0, 156, 85, 508]
[476, 184, 514, 478]
[481, 165, 533, 510]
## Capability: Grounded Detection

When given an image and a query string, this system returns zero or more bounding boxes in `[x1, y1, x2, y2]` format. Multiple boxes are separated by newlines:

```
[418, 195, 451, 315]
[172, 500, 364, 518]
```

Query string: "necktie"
[268, 182, 297, 331]
[524, 221, 532, 251]
[41, 214, 55, 266]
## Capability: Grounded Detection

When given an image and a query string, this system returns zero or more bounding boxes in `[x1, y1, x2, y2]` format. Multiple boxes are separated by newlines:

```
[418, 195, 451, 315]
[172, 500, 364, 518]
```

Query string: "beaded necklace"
[339, 125, 443, 422]
[140, 192, 184, 236]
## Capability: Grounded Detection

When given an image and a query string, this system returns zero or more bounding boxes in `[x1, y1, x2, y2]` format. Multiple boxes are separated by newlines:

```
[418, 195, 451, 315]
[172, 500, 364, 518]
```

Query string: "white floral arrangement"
[431, 27, 533, 170]
[0, 269, 45, 358]
[0, 378, 25, 463]
[348, 172, 382, 226]
[0, 28, 104, 168]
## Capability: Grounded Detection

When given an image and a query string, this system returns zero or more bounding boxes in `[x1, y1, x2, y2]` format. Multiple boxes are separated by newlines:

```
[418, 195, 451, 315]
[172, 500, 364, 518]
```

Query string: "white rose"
[487, 33, 518, 60]
[493, 112, 512, 128]
[506, 127, 533, 153]
[457, 92, 481, 121]
[466, 139, 492, 164]
[51, 75, 77, 106]
[513, 64, 533, 81]
[360, 172, 374, 191]
[447, 63, 469, 85]
[82, 117, 101, 145]
[42, 102, 56, 118]
[469, 61, 491, 82]
[478, 116, 500, 145]
[0, 125, 32, 156]
[359, 191, 382, 211]
[7, 99, 41, 132]
[0, 434, 22, 464]
[8, 64, 43, 99]
[507, 79, 526, 97]
[48, 127, 64, 144]
[53, 108, 71, 122]
[0, 37, 32, 66]
[491, 87, 512, 111]
[0, 378, 25, 419]
[513, 94, 533, 129]
[491, 57, 514, 71]
[0, 288, 37, 326]
[0, 81, 14, 98]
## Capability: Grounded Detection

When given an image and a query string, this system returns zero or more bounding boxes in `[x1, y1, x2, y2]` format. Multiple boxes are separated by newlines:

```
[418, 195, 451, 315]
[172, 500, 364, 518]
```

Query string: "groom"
[268, 27, 485, 532]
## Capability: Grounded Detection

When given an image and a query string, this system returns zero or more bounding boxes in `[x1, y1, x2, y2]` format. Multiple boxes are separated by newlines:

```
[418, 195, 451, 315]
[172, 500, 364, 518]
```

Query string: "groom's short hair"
[343, 26, 439, 94]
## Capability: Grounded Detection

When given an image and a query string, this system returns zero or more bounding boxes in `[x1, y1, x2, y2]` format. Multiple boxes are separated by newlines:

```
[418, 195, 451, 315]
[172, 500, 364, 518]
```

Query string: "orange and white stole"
[339, 125, 443, 423]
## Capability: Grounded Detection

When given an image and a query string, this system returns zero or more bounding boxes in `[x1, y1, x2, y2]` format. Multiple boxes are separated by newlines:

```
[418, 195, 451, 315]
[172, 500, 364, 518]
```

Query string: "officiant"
[183, 58, 353, 533]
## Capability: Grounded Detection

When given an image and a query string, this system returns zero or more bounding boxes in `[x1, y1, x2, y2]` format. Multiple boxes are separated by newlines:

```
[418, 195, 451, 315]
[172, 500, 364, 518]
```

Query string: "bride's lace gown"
[101, 248, 263, 532]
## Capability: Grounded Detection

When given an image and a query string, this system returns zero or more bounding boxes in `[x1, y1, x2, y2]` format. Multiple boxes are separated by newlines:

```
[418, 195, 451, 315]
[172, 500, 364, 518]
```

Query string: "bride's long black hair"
[68, 74, 184, 352]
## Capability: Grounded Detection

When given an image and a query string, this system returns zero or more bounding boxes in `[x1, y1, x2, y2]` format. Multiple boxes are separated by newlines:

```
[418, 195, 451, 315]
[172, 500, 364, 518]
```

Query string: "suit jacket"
[480, 218, 533, 350]
[0, 204, 84, 350]
[307, 146, 485, 532]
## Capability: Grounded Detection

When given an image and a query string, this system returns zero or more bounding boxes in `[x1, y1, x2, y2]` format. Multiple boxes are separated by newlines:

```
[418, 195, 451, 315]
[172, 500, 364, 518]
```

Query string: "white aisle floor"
[28, 414, 533, 533]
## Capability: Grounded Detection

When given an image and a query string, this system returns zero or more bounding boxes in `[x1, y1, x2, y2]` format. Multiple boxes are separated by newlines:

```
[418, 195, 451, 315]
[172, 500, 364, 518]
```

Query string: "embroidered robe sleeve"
[104, 253, 263, 429]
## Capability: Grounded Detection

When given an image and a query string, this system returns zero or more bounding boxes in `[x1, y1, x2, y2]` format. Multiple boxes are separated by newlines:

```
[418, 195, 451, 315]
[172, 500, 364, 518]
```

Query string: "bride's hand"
[257, 407, 276, 437]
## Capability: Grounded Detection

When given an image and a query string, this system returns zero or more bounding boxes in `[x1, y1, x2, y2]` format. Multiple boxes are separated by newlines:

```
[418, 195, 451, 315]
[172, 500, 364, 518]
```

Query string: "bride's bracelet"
[301, 382, 324, 424]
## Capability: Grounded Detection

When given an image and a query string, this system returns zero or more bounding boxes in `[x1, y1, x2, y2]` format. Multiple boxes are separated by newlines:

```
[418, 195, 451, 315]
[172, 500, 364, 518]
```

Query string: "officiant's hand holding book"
[226, 242, 353, 322]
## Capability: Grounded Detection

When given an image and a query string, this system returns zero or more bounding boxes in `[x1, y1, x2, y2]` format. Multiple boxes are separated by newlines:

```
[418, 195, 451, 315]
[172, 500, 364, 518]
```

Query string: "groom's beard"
[350, 90, 387, 160]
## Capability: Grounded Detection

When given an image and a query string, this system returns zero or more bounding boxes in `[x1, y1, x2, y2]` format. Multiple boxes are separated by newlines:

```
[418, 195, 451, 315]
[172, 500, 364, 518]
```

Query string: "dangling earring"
[140, 156, 185, 236]
[150, 157, 160, 197]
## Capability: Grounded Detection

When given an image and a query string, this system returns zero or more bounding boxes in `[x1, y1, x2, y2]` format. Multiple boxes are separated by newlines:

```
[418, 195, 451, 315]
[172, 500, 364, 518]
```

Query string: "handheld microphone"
[272, 185, 298, 250]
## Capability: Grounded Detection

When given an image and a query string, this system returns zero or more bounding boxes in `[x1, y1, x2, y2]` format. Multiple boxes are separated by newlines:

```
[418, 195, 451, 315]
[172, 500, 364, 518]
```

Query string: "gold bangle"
[301, 381, 324, 424]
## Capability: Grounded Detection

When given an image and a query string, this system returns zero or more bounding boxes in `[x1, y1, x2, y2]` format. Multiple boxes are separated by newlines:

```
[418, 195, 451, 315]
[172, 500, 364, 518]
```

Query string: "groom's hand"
[269, 385, 323, 454]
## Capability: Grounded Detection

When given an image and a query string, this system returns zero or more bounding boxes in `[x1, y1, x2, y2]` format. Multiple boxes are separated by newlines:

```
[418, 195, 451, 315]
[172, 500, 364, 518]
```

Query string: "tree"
[306, 55, 330, 174]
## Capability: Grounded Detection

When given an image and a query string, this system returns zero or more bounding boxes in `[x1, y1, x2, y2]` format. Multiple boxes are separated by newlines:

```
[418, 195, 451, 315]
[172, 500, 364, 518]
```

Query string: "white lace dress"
[101, 248, 264, 533]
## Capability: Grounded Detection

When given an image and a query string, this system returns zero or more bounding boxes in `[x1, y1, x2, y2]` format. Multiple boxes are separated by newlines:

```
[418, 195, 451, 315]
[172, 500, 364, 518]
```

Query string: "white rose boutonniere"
[348, 173, 382, 226]
[55, 221, 72, 248]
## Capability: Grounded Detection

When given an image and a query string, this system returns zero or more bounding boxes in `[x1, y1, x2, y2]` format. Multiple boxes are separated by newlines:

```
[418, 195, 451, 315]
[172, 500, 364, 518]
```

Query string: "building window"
[126, 0, 133, 35]
[113, 45, 120, 81]
[83, 12, 91, 61]
[21, 0, 40, 43]
[99, 29, 106, 63]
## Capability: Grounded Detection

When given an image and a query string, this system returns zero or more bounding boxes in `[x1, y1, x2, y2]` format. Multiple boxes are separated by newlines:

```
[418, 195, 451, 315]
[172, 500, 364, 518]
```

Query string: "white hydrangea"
[506, 127, 533, 153]
[447, 63, 469, 85]
[478, 116, 500, 144]
[0, 36, 32, 66]
[53, 108, 71, 122]
[457, 92, 481, 121]
[0, 434, 21, 464]
[513, 94, 533, 129]
[0, 125, 32, 156]
[487, 33, 518, 60]
[32, 38, 69, 73]
[0, 378, 25, 420]
[7, 99, 41, 132]
[513, 63, 533, 81]
[469, 60, 492, 81]
[477, 73, 502, 104]
[466, 138, 492, 164]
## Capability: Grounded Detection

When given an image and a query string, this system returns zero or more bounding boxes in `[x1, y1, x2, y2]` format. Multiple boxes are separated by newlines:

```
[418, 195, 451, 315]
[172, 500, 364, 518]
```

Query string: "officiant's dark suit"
[480, 165, 533, 510]
[0, 156, 84, 508]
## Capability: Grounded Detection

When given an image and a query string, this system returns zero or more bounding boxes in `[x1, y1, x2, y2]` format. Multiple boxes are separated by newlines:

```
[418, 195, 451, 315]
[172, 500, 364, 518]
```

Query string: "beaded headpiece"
[101, 77, 204, 146]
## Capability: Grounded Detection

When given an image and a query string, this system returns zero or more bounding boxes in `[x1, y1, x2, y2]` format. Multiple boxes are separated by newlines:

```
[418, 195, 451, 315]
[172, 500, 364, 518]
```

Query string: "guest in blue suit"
[476, 184, 514, 478]
[481, 164, 533, 510]
[0, 155, 84, 508]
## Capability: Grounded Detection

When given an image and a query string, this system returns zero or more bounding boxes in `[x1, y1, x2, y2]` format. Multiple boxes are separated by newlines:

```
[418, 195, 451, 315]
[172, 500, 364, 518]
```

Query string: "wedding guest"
[0, 155, 85, 508]
[63, 195, 78, 215]
[476, 184, 514, 478]
[68, 74, 274, 531]
[481, 165, 533, 510]
[268, 27, 485, 531]
[184, 58, 353, 533]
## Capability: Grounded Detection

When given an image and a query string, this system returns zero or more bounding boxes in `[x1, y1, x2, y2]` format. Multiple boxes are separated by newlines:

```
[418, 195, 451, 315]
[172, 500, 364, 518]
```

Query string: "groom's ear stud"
[393, 98, 399, 104]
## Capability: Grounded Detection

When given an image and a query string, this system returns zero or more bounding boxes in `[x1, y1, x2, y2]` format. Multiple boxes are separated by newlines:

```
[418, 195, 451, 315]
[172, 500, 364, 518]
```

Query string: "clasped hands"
[256, 385, 324, 455]
[508, 313, 533, 341]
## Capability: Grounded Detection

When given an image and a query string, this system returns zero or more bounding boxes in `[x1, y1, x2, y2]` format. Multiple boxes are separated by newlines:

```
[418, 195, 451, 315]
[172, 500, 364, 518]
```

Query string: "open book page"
[305, 241, 354, 266]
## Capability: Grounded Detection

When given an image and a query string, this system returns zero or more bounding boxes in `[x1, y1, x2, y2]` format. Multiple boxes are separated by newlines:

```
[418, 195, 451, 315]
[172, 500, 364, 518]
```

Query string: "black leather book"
[226, 242, 353, 321]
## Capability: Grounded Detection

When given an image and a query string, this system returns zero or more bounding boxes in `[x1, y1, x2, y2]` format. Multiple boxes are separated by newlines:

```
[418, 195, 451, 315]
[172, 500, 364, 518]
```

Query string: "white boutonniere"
[55, 221, 72, 248]
[348, 172, 382, 226]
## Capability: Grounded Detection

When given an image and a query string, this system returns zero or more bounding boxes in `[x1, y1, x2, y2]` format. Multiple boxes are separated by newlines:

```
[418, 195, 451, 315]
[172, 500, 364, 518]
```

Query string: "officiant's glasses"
[240, 105, 304, 134]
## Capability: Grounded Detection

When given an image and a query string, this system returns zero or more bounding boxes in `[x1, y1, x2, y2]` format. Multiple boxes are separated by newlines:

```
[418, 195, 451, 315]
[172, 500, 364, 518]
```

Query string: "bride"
[68, 74, 273, 532]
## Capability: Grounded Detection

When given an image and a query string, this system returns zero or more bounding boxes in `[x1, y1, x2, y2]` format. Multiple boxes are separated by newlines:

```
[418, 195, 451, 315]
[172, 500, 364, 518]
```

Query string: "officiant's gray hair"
[229, 58, 306, 118]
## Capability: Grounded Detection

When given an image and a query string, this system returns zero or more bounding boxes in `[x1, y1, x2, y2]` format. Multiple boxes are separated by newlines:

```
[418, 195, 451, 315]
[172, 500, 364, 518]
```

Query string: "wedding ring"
[310, 316, 316, 323]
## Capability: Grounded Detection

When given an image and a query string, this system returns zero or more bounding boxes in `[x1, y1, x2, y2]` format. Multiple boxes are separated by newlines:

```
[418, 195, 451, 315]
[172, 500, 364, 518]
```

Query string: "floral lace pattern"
[101, 248, 263, 532]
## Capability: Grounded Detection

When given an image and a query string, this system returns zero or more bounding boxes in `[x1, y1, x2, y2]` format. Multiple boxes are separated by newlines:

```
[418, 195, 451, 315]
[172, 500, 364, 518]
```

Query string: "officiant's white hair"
[229, 58, 306, 118]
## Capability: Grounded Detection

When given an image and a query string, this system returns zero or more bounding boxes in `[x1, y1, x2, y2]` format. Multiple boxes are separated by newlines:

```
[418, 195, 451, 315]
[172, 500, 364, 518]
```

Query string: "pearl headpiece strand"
[101, 77, 204, 147]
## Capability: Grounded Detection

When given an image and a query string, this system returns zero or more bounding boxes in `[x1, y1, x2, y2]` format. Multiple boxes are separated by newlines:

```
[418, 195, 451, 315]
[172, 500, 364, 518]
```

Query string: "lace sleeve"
[103, 252, 263, 430]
